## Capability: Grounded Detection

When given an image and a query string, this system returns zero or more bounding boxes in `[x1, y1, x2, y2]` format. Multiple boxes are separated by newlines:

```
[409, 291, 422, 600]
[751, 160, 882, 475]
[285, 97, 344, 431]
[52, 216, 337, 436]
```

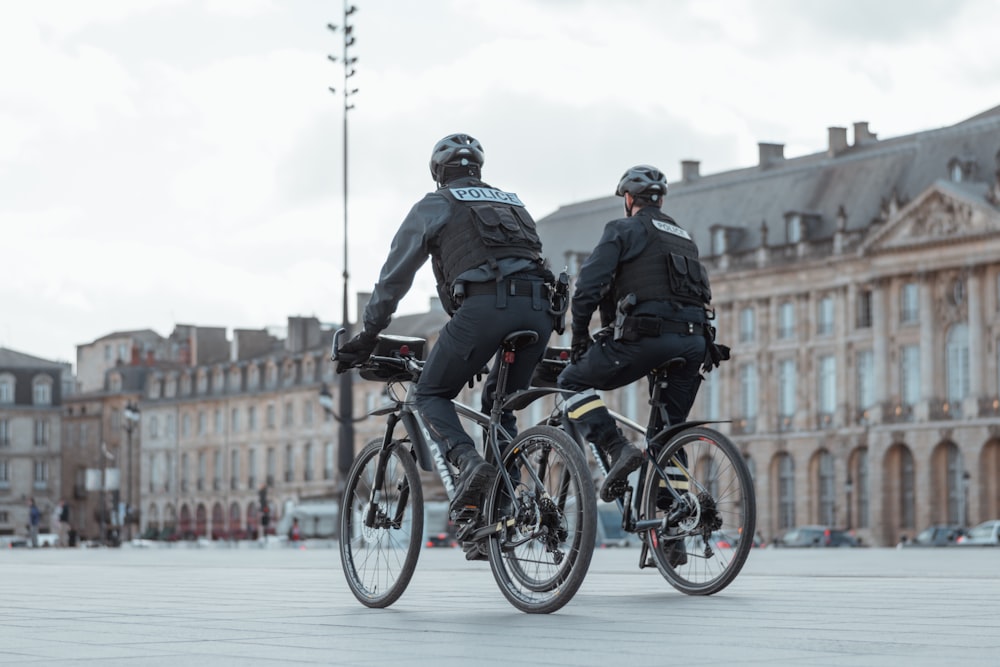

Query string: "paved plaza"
[1, 544, 998, 666]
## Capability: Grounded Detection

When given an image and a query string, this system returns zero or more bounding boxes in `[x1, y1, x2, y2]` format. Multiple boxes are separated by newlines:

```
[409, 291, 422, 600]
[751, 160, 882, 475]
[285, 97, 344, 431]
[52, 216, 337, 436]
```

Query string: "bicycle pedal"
[450, 506, 480, 524]
[454, 517, 481, 542]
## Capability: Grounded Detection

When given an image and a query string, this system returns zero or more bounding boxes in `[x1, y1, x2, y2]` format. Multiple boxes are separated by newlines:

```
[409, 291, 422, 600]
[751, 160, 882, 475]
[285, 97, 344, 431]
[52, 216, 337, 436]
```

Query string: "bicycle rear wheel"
[641, 426, 755, 595]
[340, 438, 424, 608]
[484, 425, 596, 614]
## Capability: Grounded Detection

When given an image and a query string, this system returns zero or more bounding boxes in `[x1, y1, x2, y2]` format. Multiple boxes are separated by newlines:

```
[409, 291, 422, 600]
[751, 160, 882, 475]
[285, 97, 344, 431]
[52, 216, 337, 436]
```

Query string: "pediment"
[863, 181, 1000, 254]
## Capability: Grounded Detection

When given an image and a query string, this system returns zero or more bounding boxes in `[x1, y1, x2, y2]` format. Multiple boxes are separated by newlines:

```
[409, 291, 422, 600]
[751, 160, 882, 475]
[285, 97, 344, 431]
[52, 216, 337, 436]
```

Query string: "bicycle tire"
[641, 426, 756, 595]
[484, 425, 597, 614]
[340, 438, 424, 608]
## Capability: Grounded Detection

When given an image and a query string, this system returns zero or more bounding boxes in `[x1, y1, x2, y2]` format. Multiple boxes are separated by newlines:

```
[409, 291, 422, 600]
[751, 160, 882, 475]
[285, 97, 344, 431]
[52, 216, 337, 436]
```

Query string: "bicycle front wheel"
[340, 438, 424, 608]
[641, 426, 756, 595]
[485, 425, 597, 614]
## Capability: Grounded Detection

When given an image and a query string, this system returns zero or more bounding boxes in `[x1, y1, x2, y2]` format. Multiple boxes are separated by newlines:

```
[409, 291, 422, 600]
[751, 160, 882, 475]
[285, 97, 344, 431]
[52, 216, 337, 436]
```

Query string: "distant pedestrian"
[288, 518, 302, 543]
[28, 498, 41, 548]
[57, 499, 71, 547]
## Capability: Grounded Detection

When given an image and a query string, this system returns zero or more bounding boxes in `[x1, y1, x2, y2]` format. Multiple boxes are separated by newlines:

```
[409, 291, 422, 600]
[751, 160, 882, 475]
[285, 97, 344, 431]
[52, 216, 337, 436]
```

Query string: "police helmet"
[430, 133, 485, 183]
[615, 164, 668, 200]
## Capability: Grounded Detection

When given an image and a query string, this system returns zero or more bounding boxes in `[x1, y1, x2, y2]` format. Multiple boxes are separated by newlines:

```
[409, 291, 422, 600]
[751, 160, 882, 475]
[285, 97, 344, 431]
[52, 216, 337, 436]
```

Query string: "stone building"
[536, 105, 1000, 546]
[0, 347, 72, 538]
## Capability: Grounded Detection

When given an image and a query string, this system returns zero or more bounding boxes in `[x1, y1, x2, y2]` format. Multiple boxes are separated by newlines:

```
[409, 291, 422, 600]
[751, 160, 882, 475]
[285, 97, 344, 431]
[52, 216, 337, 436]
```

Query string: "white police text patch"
[450, 187, 525, 207]
[652, 219, 691, 240]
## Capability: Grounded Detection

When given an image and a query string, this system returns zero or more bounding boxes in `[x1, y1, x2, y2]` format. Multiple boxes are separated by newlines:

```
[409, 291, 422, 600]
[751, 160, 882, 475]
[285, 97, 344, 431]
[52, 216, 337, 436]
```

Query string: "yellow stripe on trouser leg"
[566, 391, 606, 420]
[658, 465, 691, 491]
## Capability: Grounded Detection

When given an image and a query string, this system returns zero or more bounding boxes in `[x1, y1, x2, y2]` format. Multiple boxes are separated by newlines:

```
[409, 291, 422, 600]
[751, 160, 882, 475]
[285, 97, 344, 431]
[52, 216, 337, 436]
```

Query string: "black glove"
[570, 330, 593, 363]
[336, 329, 379, 373]
[701, 343, 731, 374]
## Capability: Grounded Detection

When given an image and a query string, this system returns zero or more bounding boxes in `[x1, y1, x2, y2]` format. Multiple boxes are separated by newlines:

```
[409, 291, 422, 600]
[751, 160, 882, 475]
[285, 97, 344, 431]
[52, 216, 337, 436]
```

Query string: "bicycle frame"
[340, 330, 575, 533]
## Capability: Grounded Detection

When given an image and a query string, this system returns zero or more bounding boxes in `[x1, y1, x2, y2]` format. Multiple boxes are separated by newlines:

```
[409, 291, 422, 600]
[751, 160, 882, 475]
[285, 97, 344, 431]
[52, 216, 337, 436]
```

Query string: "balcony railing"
[776, 416, 794, 433]
[881, 402, 914, 424]
[730, 417, 756, 435]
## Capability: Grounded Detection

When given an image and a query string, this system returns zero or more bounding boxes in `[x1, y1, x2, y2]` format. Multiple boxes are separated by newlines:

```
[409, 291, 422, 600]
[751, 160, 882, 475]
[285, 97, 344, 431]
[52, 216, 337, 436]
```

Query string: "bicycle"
[333, 328, 597, 614]
[532, 341, 756, 595]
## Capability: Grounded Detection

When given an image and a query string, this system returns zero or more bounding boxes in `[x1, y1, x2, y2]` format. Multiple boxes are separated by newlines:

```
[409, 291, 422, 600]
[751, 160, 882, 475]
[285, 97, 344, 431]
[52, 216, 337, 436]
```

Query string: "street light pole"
[327, 3, 360, 492]
[123, 401, 141, 542]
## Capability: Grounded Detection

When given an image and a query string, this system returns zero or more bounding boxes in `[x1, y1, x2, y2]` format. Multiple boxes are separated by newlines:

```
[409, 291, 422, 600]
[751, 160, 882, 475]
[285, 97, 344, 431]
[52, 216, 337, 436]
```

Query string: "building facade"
[0, 348, 72, 538]
[536, 106, 1000, 546]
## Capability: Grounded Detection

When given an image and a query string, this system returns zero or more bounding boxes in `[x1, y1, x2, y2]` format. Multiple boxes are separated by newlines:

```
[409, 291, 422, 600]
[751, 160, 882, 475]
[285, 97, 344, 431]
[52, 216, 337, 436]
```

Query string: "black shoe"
[599, 445, 643, 502]
[450, 457, 498, 513]
[462, 541, 488, 561]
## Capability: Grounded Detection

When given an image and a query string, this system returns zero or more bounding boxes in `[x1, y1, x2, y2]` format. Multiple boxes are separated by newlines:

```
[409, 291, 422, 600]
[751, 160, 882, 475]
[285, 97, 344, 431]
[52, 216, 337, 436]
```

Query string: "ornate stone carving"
[909, 194, 975, 238]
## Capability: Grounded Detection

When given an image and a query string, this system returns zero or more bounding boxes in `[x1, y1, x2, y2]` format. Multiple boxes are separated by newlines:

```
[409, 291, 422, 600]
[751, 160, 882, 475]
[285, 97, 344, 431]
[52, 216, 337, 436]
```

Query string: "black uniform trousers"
[557, 330, 706, 451]
[414, 285, 553, 461]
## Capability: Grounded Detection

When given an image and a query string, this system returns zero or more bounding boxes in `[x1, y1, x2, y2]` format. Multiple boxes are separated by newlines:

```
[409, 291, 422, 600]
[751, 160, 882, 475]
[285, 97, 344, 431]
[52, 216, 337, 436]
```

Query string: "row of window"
[0, 418, 52, 446]
[734, 278, 978, 345]
[0, 459, 50, 487]
[0, 374, 54, 405]
[131, 355, 332, 401]
[701, 329, 976, 426]
[145, 442, 336, 493]
[144, 399, 329, 441]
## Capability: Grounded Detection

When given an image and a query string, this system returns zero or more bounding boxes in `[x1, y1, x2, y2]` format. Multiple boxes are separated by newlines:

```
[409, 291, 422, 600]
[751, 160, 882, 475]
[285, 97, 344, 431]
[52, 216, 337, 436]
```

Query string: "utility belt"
[616, 315, 705, 341]
[453, 276, 552, 313]
[461, 277, 551, 299]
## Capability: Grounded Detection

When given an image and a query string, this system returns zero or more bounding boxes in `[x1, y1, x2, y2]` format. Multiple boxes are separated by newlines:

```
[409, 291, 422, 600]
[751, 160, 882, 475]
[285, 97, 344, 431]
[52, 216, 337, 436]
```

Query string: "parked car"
[907, 524, 967, 547]
[956, 520, 1000, 546]
[775, 525, 860, 548]
[424, 531, 457, 548]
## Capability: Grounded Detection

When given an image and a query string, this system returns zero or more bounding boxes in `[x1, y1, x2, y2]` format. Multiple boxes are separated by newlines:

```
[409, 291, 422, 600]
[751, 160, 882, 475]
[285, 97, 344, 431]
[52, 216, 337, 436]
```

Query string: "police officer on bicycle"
[337, 133, 556, 515]
[558, 164, 721, 503]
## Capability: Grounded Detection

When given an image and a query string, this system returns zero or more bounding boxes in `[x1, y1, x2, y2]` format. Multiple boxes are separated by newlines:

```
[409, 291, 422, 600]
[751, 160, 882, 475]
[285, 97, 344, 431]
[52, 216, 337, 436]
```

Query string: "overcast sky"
[2, 0, 998, 368]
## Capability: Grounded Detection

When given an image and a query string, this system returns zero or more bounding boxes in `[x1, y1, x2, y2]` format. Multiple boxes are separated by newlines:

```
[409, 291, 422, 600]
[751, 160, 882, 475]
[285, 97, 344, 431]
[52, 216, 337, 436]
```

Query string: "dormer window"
[950, 159, 963, 183]
[711, 227, 727, 256]
[787, 214, 802, 244]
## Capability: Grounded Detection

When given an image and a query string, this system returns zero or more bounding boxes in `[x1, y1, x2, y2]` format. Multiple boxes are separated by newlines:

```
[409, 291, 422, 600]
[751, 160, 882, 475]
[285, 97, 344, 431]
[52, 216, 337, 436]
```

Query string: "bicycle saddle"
[502, 330, 539, 350]
[653, 356, 688, 375]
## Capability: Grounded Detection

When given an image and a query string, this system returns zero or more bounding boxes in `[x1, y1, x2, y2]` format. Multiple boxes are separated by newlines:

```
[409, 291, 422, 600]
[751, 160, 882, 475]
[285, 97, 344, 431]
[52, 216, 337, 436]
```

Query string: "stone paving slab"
[0, 545, 998, 666]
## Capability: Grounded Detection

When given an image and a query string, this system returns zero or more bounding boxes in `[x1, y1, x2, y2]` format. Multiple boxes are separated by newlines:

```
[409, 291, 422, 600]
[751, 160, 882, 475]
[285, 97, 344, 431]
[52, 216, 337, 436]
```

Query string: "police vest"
[613, 214, 712, 307]
[431, 182, 543, 289]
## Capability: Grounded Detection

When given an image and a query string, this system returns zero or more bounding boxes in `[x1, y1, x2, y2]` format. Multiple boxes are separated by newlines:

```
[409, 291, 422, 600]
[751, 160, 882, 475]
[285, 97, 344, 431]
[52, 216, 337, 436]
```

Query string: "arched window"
[945, 444, 962, 525]
[855, 448, 869, 529]
[32, 376, 52, 405]
[817, 450, 835, 525]
[900, 448, 915, 529]
[777, 453, 795, 530]
[0, 373, 14, 403]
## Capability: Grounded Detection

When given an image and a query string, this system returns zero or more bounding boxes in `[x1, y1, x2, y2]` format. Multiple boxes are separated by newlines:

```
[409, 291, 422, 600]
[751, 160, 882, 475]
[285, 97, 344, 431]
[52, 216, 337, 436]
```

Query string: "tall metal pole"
[328, 3, 359, 496]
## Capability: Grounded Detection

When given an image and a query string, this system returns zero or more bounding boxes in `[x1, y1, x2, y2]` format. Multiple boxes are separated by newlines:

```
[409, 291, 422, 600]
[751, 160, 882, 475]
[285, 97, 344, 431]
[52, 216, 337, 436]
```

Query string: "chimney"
[758, 143, 784, 169]
[355, 291, 372, 330]
[681, 160, 700, 183]
[853, 121, 877, 146]
[130, 345, 141, 365]
[827, 127, 848, 156]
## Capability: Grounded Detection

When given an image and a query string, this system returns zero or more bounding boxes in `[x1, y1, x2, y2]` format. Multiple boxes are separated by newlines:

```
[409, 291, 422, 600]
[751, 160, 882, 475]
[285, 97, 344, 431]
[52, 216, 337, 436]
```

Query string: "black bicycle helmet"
[429, 133, 485, 183]
[615, 164, 668, 200]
